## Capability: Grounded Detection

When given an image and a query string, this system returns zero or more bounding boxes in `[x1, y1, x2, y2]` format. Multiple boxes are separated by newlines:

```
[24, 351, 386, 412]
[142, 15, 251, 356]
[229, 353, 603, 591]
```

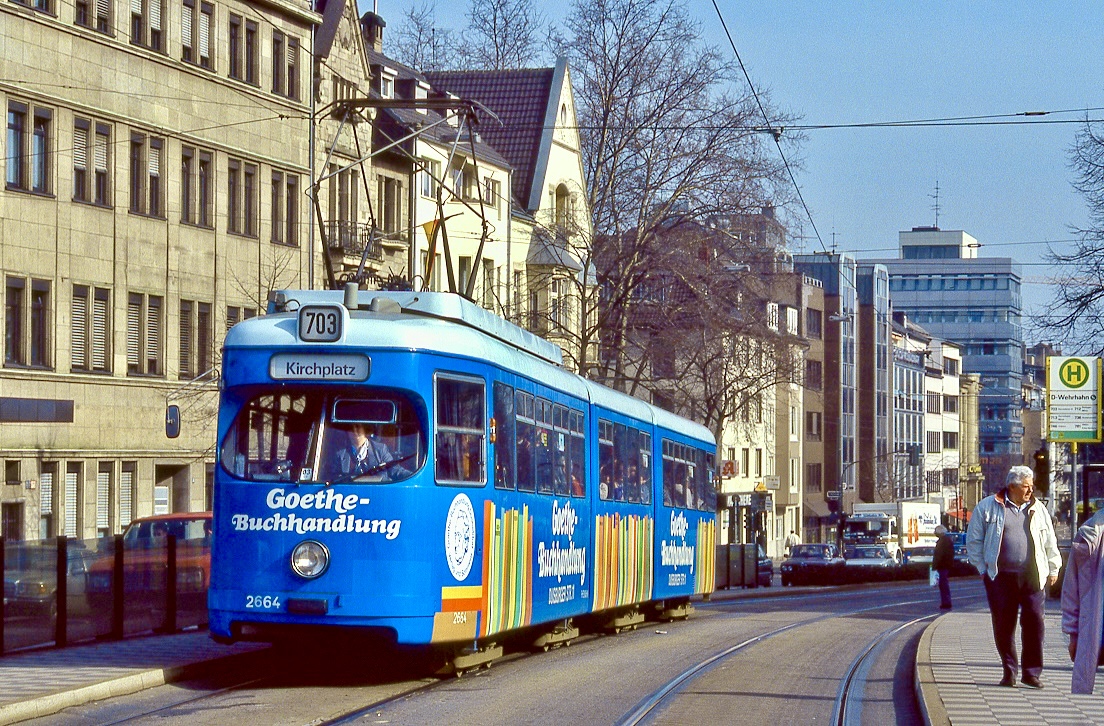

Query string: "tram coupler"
[448, 642, 503, 676]
[658, 600, 694, 621]
[532, 619, 579, 651]
[604, 608, 645, 634]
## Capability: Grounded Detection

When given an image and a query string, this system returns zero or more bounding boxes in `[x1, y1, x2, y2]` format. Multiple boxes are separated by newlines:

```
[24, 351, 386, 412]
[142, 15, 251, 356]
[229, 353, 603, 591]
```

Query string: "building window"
[754, 448, 763, 478]
[179, 299, 212, 378]
[270, 170, 283, 242]
[927, 431, 941, 453]
[419, 158, 440, 198]
[943, 394, 958, 413]
[942, 431, 958, 450]
[96, 462, 113, 537]
[806, 463, 822, 493]
[131, 0, 165, 50]
[126, 292, 162, 375]
[76, 0, 111, 32]
[72, 285, 110, 373]
[483, 178, 501, 215]
[271, 31, 301, 99]
[927, 392, 941, 414]
[5, 278, 50, 368]
[181, 146, 213, 227]
[285, 174, 298, 245]
[268, 170, 299, 245]
[129, 133, 163, 216]
[6, 103, 52, 194]
[378, 176, 402, 234]
[227, 158, 257, 236]
[805, 359, 823, 390]
[805, 411, 822, 441]
[806, 309, 822, 339]
[64, 462, 81, 537]
[228, 14, 241, 79]
[120, 462, 136, 527]
[182, 0, 213, 69]
[74, 121, 111, 205]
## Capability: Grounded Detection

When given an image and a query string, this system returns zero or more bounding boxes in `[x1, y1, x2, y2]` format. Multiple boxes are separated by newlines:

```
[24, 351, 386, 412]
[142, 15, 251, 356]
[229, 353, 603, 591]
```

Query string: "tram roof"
[227, 289, 712, 445]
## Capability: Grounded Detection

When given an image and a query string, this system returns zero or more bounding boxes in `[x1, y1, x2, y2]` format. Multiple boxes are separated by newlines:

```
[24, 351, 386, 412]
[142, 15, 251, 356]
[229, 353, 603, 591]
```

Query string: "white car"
[843, 545, 897, 568]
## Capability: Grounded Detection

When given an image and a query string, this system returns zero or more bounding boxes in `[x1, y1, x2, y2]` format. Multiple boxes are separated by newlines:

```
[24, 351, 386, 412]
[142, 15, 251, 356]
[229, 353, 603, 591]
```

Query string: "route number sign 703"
[298, 305, 343, 342]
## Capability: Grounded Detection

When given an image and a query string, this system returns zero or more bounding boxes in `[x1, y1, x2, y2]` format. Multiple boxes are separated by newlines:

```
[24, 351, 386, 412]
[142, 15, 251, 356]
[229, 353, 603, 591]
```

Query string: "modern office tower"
[867, 227, 1024, 492]
[856, 264, 893, 504]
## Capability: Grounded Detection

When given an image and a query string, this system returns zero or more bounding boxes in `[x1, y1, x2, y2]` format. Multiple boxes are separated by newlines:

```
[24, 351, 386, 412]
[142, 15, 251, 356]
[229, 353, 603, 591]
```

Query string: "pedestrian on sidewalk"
[1061, 508, 1104, 694]
[966, 465, 1062, 689]
[932, 525, 954, 610]
[785, 530, 800, 557]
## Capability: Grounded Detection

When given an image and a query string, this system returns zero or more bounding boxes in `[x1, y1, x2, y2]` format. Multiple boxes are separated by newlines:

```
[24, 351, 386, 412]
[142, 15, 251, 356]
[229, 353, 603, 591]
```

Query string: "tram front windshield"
[220, 389, 425, 484]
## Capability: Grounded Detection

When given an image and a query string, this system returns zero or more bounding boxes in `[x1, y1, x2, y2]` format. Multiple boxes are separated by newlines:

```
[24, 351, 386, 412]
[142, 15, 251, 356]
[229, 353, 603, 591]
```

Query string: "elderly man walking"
[966, 465, 1062, 688]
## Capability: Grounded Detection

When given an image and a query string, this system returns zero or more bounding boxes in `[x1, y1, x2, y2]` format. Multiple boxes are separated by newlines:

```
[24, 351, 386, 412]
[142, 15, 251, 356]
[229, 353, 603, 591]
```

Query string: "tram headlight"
[290, 540, 330, 579]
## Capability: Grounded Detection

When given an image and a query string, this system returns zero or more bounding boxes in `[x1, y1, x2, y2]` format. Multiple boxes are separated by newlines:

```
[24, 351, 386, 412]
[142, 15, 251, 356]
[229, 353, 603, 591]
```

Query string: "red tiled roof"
[423, 69, 555, 211]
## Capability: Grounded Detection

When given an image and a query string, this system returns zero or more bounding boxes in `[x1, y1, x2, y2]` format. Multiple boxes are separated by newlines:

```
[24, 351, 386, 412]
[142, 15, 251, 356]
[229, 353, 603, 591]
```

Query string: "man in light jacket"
[966, 465, 1062, 689]
[1061, 508, 1104, 694]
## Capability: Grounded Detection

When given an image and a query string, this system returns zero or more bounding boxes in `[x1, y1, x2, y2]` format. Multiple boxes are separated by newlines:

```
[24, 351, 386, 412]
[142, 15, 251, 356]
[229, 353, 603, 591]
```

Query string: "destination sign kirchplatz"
[1047, 356, 1102, 442]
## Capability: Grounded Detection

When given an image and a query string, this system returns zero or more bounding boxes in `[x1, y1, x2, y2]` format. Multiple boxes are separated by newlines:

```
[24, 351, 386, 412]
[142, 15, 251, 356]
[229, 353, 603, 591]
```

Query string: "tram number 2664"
[298, 306, 342, 342]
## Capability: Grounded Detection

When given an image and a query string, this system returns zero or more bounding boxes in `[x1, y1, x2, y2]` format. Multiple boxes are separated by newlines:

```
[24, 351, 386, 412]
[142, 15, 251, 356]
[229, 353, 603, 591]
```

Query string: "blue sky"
[367, 0, 1104, 336]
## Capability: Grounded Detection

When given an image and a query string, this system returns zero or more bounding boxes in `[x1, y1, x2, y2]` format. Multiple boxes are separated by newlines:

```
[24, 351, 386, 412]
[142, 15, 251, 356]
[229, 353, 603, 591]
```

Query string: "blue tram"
[208, 288, 717, 656]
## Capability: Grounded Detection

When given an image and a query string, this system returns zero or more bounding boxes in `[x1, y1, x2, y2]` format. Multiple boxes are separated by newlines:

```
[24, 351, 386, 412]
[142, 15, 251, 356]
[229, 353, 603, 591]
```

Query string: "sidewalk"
[918, 606, 1104, 725]
[0, 630, 266, 725]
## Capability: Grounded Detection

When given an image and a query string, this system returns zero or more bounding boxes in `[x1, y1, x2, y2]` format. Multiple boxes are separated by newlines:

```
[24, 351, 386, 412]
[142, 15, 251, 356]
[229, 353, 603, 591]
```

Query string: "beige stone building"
[1, 0, 322, 540]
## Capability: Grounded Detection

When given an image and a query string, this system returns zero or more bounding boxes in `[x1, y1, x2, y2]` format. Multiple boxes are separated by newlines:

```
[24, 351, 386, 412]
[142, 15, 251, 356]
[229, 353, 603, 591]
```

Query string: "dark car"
[757, 545, 773, 587]
[901, 546, 936, 567]
[780, 543, 844, 586]
[4, 544, 96, 617]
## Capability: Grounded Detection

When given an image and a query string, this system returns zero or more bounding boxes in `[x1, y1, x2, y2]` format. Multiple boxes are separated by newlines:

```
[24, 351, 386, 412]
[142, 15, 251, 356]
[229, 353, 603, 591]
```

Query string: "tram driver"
[335, 422, 411, 482]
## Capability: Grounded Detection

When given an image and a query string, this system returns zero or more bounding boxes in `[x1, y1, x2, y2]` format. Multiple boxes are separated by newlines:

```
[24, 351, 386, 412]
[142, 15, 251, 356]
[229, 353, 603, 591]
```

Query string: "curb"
[0, 647, 269, 725]
[914, 614, 951, 726]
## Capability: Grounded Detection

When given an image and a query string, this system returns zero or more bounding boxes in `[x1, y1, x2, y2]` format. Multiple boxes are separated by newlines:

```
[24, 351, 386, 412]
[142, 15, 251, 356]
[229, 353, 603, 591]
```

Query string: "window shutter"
[148, 144, 160, 177]
[92, 292, 108, 370]
[287, 37, 296, 65]
[97, 470, 110, 529]
[64, 471, 78, 537]
[179, 301, 193, 377]
[97, 0, 109, 19]
[94, 130, 108, 171]
[71, 290, 88, 369]
[198, 10, 210, 59]
[147, 297, 161, 373]
[74, 125, 89, 170]
[150, 0, 160, 29]
[40, 471, 54, 515]
[181, 4, 193, 47]
[119, 468, 133, 526]
[127, 296, 141, 369]
[130, 0, 140, 15]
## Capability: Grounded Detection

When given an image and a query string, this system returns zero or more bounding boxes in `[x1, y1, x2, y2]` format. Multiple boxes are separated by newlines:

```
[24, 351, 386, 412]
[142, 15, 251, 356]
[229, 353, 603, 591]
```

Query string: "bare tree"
[389, 3, 456, 72]
[552, 0, 796, 392]
[464, 0, 548, 69]
[1036, 120, 1104, 354]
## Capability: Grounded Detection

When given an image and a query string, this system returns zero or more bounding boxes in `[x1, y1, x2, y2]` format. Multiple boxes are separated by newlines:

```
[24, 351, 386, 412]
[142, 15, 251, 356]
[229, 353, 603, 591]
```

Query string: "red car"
[87, 512, 212, 618]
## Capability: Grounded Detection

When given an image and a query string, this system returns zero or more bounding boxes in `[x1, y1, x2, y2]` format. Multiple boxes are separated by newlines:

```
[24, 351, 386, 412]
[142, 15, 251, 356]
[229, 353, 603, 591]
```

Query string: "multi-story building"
[924, 339, 962, 512]
[867, 227, 1025, 493]
[799, 276, 828, 541]
[1, 0, 323, 541]
[856, 263, 892, 503]
[794, 253, 858, 527]
[891, 312, 928, 500]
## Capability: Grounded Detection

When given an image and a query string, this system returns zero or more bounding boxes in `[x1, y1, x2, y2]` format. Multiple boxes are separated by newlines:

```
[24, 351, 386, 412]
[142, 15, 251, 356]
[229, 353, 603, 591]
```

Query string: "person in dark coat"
[932, 524, 955, 610]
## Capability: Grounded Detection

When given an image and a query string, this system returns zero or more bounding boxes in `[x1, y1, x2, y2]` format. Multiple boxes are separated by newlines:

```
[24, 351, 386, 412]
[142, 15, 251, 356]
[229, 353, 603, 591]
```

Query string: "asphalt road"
[30, 580, 964, 725]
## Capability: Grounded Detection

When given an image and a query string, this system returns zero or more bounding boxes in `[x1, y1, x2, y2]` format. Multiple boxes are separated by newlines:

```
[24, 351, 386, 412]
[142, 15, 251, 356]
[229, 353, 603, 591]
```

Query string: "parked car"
[844, 545, 898, 569]
[757, 545, 773, 587]
[780, 543, 844, 586]
[902, 546, 935, 567]
[86, 512, 212, 614]
[4, 543, 96, 617]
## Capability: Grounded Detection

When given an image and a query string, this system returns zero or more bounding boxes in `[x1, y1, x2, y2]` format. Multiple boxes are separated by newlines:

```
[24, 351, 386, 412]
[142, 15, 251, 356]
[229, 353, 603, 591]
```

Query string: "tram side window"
[699, 451, 717, 511]
[662, 440, 695, 509]
[435, 375, 485, 485]
[568, 410, 585, 497]
[515, 391, 535, 492]
[598, 420, 614, 500]
[535, 398, 554, 494]
[493, 382, 515, 490]
[638, 432, 652, 505]
[552, 404, 569, 496]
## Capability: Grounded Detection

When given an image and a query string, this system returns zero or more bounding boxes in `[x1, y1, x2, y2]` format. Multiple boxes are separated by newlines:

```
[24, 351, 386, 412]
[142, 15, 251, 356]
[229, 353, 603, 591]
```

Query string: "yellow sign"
[754, 482, 767, 492]
[1059, 358, 1091, 389]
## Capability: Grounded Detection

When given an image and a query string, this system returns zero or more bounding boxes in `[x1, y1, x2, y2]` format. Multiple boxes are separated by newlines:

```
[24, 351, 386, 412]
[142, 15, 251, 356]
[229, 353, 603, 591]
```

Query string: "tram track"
[616, 593, 950, 726]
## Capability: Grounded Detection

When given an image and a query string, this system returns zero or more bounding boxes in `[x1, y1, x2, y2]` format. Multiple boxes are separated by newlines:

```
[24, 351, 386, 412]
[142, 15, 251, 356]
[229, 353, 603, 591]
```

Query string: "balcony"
[325, 221, 384, 261]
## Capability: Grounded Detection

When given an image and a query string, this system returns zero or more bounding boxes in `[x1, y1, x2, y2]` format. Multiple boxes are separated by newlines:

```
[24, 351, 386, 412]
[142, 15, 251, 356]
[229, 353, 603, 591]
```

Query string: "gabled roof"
[423, 67, 557, 210]
[363, 48, 513, 171]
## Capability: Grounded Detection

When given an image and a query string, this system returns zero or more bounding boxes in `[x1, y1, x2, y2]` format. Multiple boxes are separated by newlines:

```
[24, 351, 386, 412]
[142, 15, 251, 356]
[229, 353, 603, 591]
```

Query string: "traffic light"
[1033, 447, 1050, 495]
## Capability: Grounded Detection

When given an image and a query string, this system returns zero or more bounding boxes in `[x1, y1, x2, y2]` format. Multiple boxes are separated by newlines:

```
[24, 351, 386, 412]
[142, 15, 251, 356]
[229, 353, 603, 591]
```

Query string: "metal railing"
[1, 534, 209, 655]
[324, 220, 385, 261]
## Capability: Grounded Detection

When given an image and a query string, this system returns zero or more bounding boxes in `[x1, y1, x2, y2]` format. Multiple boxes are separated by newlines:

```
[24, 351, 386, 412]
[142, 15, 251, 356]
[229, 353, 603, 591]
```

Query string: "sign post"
[1046, 356, 1101, 532]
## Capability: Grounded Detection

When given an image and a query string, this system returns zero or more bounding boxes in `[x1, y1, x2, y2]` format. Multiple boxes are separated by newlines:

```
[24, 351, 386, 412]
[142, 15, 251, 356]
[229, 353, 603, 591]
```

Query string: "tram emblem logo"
[445, 494, 477, 581]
